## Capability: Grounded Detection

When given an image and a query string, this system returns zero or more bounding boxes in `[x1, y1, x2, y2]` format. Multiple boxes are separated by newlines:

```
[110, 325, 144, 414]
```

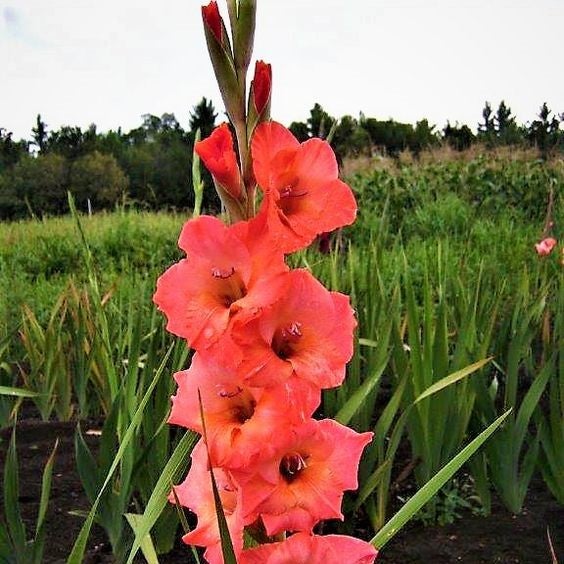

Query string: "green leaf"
[0, 386, 39, 398]
[335, 354, 389, 425]
[4, 426, 26, 556]
[74, 425, 100, 503]
[371, 408, 511, 549]
[192, 128, 204, 218]
[198, 390, 237, 564]
[125, 514, 160, 564]
[414, 357, 492, 404]
[66, 344, 174, 564]
[126, 430, 198, 564]
[35, 439, 58, 538]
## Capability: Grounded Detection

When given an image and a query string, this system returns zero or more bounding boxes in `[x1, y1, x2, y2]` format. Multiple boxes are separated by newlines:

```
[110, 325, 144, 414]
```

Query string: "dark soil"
[1, 420, 563, 563]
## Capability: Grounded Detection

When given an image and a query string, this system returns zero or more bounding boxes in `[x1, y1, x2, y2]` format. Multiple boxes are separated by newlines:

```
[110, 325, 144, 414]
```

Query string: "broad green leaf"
[371, 408, 511, 549]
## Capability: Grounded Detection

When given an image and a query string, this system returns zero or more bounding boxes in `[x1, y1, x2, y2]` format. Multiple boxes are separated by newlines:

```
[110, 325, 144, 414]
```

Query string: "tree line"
[0, 98, 562, 219]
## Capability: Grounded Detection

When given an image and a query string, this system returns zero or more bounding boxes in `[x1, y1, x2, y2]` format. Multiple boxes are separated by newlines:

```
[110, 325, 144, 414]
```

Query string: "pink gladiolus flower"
[195, 123, 243, 199]
[232, 418, 373, 535]
[240, 532, 378, 564]
[153, 215, 288, 350]
[168, 353, 320, 468]
[250, 121, 357, 253]
[232, 268, 356, 389]
[171, 440, 244, 564]
[535, 237, 557, 256]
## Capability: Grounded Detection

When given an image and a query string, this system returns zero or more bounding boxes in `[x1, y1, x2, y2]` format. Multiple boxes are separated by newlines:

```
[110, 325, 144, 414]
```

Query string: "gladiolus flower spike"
[156, 2, 376, 562]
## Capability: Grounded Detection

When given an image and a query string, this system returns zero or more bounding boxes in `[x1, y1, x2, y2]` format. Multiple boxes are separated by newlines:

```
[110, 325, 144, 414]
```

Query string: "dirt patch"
[1, 421, 563, 563]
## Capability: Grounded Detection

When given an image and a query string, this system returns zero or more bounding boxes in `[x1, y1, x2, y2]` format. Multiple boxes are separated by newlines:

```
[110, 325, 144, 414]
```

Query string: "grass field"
[0, 153, 562, 562]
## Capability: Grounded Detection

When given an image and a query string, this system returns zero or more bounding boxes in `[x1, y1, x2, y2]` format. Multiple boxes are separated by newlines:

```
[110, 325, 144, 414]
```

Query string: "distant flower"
[240, 532, 378, 564]
[535, 237, 557, 257]
[250, 121, 357, 253]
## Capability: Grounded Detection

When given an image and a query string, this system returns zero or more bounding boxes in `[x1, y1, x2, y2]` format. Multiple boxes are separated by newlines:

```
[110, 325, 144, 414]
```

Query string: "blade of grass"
[126, 430, 198, 564]
[371, 408, 512, 549]
[125, 514, 160, 564]
[335, 353, 389, 426]
[198, 390, 237, 564]
[0, 386, 39, 398]
[414, 358, 492, 404]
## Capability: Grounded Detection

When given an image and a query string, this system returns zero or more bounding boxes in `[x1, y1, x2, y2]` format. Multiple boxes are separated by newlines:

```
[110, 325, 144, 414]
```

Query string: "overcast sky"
[1, 0, 563, 141]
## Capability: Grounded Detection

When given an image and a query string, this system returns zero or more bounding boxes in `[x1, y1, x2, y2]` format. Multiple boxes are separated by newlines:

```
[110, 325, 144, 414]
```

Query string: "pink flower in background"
[535, 237, 557, 256]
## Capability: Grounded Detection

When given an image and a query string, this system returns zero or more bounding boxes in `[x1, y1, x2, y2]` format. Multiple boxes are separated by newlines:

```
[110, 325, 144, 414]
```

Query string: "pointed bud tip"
[252, 60, 272, 114]
[202, 1, 222, 43]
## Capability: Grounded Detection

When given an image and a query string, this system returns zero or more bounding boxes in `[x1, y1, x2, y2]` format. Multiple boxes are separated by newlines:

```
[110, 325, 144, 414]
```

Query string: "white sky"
[1, 0, 563, 141]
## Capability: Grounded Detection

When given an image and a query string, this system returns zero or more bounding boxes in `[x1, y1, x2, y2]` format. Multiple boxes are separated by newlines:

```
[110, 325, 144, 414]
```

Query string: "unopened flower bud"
[201, 2, 245, 126]
[195, 123, 243, 200]
[247, 60, 272, 139]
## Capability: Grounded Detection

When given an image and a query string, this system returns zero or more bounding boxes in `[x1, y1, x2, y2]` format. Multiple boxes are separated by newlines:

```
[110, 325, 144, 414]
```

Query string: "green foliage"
[0, 427, 58, 564]
[0, 152, 562, 560]
[69, 151, 128, 208]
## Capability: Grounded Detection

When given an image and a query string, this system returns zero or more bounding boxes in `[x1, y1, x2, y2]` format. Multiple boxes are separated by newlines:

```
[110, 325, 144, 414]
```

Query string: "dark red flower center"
[216, 384, 256, 424]
[280, 452, 308, 483]
[278, 185, 308, 216]
[211, 266, 247, 308]
[273, 321, 302, 360]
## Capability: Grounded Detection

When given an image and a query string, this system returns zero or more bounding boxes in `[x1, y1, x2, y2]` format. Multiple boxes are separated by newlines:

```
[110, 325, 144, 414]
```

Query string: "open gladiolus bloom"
[153, 1, 377, 562]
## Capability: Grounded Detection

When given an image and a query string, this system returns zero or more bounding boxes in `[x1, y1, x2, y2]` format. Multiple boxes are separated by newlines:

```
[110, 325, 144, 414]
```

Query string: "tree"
[69, 151, 128, 208]
[31, 114, 48, 153]
[189, 97, 217, 140]
[478, 101, 496, 146]
[410, 120, 439, 154]
[361, 118, 414, 156]
[331, 115, 371, 161]
[10, 153, 68, 215]
[45, 126, 90, 159]
[527, 102, 560, 156]
[443, 122, 475, 151]
[288, 121, 309, 142]
[494, 101, 522, 145]
[0, 128, 28, 171]
[307, 103, 334, 139]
